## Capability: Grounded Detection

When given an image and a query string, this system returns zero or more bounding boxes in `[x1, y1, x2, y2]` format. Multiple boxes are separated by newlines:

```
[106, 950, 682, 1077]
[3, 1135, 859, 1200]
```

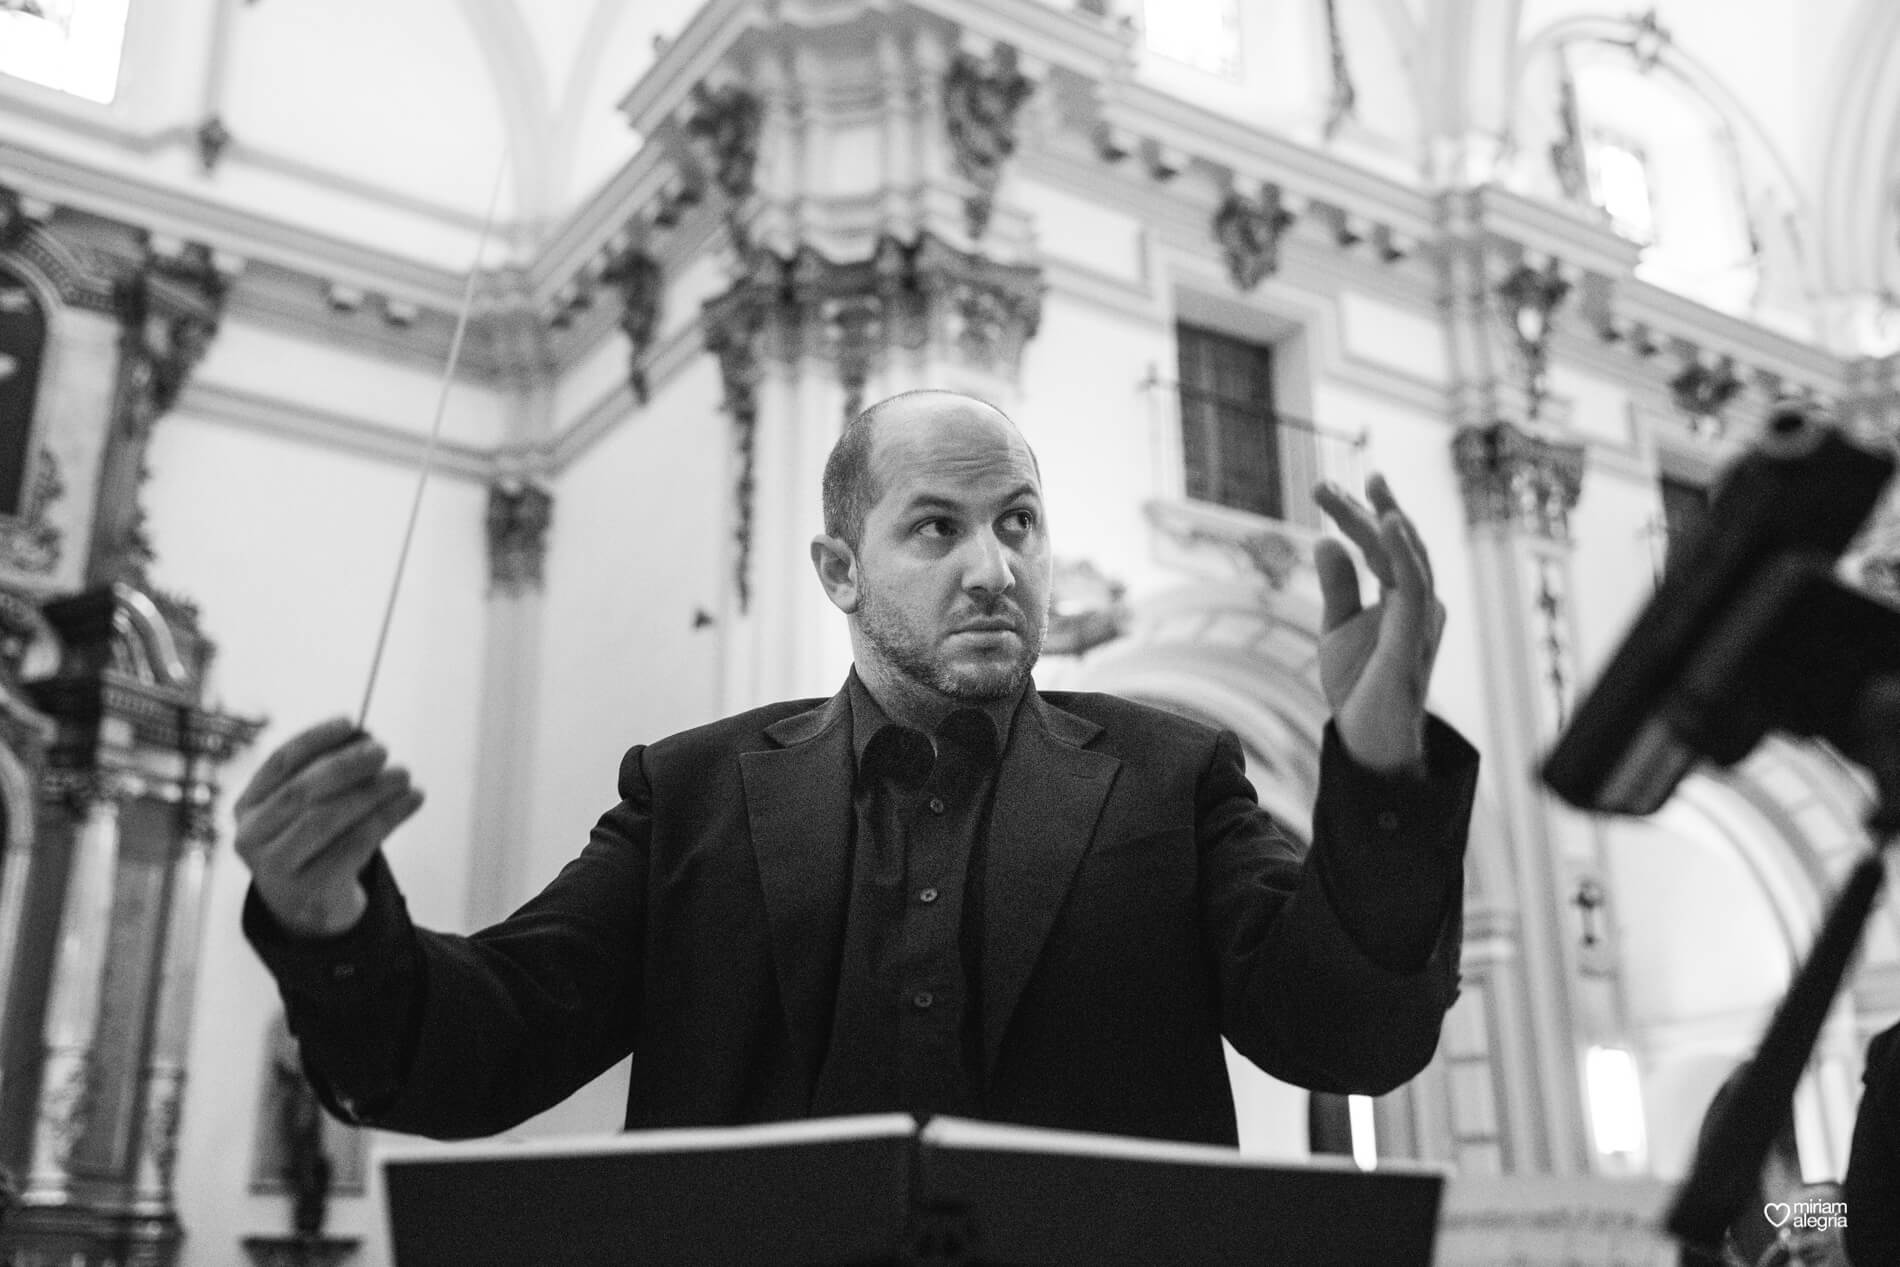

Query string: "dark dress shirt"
[811, 673, 1008, 1117]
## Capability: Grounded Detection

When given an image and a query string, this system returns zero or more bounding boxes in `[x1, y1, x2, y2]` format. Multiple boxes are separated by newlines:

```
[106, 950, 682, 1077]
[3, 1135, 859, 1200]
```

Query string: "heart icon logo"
[1764, 1202, 1793, 1227]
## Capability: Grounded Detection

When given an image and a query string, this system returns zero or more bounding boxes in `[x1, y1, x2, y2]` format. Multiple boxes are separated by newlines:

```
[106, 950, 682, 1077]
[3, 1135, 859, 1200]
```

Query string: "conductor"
[237, 389, 1478, 1144]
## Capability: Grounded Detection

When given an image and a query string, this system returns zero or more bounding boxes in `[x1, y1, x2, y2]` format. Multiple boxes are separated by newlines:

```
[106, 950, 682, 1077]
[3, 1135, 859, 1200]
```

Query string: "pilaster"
[464, 480, 553, 929]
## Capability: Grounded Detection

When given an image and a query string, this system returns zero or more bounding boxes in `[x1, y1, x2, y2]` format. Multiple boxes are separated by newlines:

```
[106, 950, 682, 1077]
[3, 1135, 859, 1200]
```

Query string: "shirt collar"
[846, 667, 1021, 777]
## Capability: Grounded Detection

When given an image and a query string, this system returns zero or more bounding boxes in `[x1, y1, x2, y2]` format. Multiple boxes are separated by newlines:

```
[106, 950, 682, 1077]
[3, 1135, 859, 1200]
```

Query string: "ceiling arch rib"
[1814, 0, 1900, 295]
[458, 0, 553, 235]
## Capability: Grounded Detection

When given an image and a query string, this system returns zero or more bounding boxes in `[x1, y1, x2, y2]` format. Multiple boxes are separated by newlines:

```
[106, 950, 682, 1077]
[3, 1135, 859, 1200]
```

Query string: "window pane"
[1586, 132, 1656, 245]
[0, 0, 131, 104]
[1143, 0, 1239, 79]
[1176, 324, 1281, 520]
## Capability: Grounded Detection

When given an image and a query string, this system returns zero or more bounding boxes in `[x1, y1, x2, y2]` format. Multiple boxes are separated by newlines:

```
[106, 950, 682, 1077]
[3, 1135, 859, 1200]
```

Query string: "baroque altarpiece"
[0, 191, 259, 1266]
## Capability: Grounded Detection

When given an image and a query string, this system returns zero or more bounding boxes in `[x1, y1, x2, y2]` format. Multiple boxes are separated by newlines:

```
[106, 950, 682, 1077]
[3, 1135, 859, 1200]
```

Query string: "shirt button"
[912, 991, 935, 1010]
[927, 797, 946, 815]
[918, 887, 939, 904]
[1376, 810, 1401, 831]
[331, 962, 358, 981]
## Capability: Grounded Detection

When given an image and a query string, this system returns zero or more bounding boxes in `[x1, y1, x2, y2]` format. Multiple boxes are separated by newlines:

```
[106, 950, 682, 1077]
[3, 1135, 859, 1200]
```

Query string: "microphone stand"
[1666, 678, 1900, 1260]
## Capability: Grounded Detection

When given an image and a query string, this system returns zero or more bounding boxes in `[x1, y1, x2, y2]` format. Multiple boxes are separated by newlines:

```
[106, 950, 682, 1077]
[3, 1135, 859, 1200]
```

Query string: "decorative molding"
[1668, 356, 1745, 433]
[1320, 0, 1358, 141]
[196, 117, 232, 175]
[34, 1045, 94, 1174]
[0, 445, 63, 575]
[1143, 497, 1321, 592]
[1496, 257, 1572, 422]
[138, 1065, 186, 1196]
[699, 233, 1045, 608]
[943, 44, 1035, 240]
[600, 249, 662, 404]
[88, 244, 228, 589]
[700, 282, 768, 612]
[485, 480, 553, 599]
[1451, 419, 1587, 543]
[684, 82, 763, 251]
[1213, 184, 1297, 292]
[1044, 558, 1127, 656]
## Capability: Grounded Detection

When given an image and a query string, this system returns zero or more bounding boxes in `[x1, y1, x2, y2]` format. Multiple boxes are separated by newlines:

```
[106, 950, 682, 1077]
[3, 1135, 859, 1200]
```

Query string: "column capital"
[1452, 418, 1586, 542]
[486, 480, 554, 599]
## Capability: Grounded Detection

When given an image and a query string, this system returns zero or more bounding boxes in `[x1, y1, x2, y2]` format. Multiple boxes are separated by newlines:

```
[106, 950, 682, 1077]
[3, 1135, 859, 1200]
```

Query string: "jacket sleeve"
[1199, 715, 1478, 1095]
[245, 746, 654, 1139]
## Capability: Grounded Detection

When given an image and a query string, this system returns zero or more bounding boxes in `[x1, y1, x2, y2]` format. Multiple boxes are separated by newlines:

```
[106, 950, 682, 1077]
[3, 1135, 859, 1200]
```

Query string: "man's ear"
[810, 534, 861, 613]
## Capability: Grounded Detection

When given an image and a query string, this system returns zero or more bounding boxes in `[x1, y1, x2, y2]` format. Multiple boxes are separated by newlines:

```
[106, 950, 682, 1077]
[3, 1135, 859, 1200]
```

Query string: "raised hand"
[234, 717, 425, 938]
[1312, 474, 1446, 774]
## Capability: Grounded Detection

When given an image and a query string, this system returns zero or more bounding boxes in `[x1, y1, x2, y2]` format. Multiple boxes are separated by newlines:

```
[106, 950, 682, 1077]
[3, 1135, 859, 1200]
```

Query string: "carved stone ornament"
[685, 83, 763, 249]
[1496, 258, 1571, 421]
[1045, 558, 1128, 656]
[601, 249, 662, 404]
[701, 283, 769, 612]
[1549, 64, 1590, 205]
[1213, 184, 1297, 292]
[0, 444, 64, 574]
[1669, 358, 1744, 431]
[943, 46, 1035, 240]
[700, 234, 1045, 609]
[35, 1046, 95, 1171]
[90, 245, 226, 588]
[1451, 418, 1587, 542]
[1320, 0, 1359, 140]
[140, 1065, 186, 1194]
[0, 182, 30, 250]
[196, 115, 233, 174]
[485, 480, 554, 598]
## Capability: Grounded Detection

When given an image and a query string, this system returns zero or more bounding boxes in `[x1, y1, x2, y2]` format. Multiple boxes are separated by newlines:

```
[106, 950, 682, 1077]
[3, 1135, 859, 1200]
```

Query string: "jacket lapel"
[982, 693, 1119, 1074]
[740, 690, 854, 1079]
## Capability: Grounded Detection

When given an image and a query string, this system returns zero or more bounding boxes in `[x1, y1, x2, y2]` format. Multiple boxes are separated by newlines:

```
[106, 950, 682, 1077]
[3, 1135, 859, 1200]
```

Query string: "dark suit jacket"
[1846, 1020, 1900, 1265]
[254, 684, 1478, 1146]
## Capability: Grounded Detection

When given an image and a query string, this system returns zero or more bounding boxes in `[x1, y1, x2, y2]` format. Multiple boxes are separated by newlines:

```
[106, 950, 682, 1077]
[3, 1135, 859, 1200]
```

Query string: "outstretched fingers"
[1314, 480, 1395, 588]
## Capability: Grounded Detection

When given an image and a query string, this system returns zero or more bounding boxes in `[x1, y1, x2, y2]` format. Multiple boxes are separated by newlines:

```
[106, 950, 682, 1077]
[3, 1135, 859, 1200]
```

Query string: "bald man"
[240, 390, 1478, 1144]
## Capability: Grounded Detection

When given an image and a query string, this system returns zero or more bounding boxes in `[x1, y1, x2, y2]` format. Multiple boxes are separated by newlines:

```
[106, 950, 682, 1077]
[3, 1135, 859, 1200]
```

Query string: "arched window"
[0, 265, 45, 519]
[0, 0, 132, 104]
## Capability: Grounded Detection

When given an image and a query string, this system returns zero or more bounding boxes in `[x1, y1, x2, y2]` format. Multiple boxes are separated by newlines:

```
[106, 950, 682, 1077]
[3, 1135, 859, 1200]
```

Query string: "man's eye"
[1002, 510, 1037, 532]
[915, 519, 953, 538]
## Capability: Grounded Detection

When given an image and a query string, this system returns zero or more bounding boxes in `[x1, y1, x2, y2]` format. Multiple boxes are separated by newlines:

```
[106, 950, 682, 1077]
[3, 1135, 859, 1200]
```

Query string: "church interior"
[1, 0, 1898, 1262]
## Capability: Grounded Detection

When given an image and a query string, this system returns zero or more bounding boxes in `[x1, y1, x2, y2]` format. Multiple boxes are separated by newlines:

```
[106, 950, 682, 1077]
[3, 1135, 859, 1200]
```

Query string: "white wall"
[141, 410, 489, 1267]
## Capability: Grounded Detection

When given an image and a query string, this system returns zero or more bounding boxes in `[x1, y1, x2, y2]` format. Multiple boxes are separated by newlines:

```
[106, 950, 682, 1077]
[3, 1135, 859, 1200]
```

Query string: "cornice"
[0, 140, 466, 313]
[175, 381, 493, 484]
[1098, 80, 1438, 246]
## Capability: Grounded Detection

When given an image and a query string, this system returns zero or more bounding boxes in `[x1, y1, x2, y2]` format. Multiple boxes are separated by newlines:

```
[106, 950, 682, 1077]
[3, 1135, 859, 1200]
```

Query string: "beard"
[856, 574, 1045, 702]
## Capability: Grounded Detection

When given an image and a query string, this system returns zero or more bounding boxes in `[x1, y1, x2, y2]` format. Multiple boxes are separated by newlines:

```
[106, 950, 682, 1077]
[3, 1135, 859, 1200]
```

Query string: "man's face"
[850, 400, 1050, 704]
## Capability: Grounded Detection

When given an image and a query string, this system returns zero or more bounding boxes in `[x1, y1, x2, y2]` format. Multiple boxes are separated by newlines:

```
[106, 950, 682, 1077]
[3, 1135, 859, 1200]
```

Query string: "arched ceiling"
[4, 0, 1896, 335]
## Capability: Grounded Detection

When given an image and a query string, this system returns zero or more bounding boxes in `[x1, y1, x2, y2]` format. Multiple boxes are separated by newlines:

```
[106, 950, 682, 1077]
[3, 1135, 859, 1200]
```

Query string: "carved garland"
[1213, 184, 1298, 291]
[700, 235, 1044, 609]
[943, 47, 1035, 240]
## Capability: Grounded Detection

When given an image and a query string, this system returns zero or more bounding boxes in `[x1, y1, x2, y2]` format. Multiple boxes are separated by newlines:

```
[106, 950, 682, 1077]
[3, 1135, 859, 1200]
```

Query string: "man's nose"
[962, 530, 1016, 594]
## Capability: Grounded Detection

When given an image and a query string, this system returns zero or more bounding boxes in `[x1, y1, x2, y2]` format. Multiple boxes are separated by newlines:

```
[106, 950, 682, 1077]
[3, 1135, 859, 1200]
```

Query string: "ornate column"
[23, 768, 137, 1203]
[464, 480, 553, 928]
[1452, 418, 1618, 1176]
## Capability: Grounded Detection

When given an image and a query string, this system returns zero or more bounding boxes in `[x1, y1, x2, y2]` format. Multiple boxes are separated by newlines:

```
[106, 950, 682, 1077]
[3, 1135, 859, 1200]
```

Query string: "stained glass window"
[0, 0, 132, 105]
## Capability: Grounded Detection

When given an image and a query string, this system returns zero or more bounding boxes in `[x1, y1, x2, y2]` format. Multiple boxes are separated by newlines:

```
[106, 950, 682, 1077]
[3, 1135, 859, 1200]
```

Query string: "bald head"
[821, 389, 1039, 549]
